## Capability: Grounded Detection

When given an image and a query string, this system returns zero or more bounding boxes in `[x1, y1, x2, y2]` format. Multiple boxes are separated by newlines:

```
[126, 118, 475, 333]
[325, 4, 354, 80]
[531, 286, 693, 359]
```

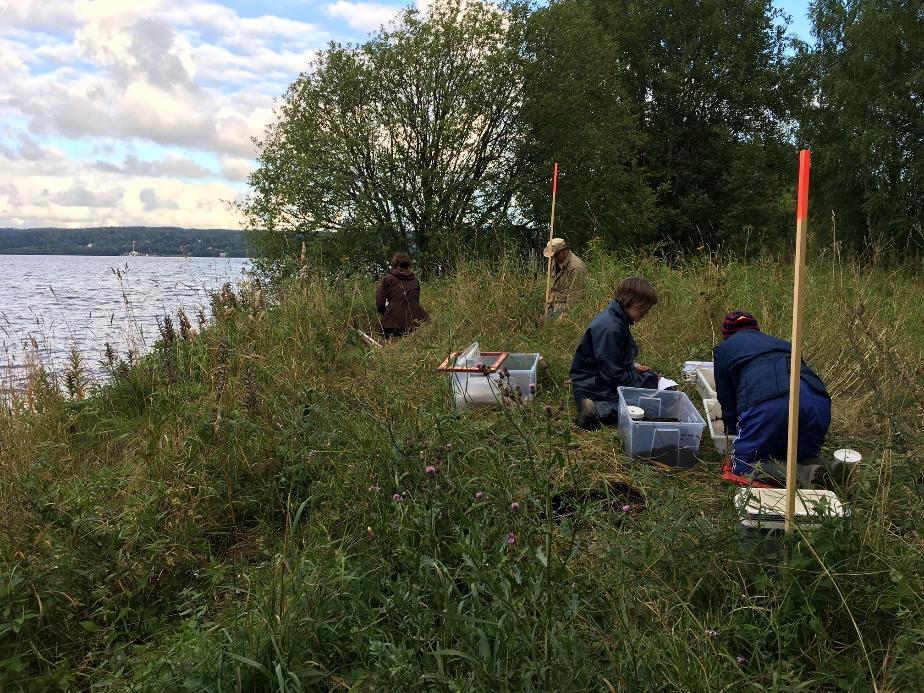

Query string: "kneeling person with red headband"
[714, 311, 832, 487]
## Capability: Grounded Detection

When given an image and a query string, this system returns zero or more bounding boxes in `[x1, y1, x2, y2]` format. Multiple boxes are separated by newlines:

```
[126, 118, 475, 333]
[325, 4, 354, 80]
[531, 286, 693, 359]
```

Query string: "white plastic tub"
[734, 488, 849, 530]
[695, 367, 717, 400]
[702, 398, 734, 454]
[441, 342, 540, 408]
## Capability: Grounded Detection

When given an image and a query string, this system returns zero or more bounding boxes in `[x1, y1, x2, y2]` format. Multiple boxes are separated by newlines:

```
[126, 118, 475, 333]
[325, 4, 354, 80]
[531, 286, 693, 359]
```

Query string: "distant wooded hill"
[0, 227, 252, 257]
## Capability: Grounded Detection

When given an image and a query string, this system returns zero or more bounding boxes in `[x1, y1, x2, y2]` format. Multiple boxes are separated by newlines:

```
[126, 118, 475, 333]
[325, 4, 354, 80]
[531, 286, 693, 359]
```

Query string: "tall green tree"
[804, 0, 924, 251]
[243, 0, 527, 272]
[558, 0, 799, 247]
[623, 0, 799, 245]
[519, 1, 658, 250]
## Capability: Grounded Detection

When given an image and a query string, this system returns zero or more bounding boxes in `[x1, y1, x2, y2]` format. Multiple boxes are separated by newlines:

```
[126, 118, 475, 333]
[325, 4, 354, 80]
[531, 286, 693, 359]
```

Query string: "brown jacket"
[376, 268, 429, 332]
[548, 251, 586, 313]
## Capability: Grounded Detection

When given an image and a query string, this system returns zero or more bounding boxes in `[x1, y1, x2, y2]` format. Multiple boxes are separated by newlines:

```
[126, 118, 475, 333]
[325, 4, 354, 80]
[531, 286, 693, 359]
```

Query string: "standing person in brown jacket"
[544, 237, 586, 319]
[376, 252, 429, 339]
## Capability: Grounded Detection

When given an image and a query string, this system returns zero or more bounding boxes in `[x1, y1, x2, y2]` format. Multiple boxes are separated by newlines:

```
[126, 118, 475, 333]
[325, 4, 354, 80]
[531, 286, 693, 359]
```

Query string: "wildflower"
[425, 465, 437, 476]
[529, 384, 536, 394]
[622, 504, 632, 512]
[392, 493, 404, 503]
[474, 491, 485, 500]
[368, 485, 380, 492]
[510, 502, 520, 512]
[736, 656, 745, 664]
[544, 404, 553, 417]
[506, 532, 516, 546]
[705, 629, 718, 637]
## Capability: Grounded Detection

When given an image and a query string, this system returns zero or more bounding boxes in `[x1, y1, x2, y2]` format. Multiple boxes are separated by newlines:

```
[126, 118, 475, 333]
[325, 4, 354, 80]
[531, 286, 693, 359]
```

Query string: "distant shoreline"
[0, 226, 253, 258]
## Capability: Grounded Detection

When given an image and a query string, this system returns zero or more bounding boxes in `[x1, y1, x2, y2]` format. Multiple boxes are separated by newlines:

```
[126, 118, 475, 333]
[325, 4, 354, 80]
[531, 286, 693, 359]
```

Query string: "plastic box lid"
[735, 488, 849, 529]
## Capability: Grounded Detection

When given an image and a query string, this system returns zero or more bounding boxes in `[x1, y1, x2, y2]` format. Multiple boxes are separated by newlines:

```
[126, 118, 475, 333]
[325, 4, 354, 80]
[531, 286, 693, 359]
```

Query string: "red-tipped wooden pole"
[785, 150, 811, 534]
[544, 162, 559, 311]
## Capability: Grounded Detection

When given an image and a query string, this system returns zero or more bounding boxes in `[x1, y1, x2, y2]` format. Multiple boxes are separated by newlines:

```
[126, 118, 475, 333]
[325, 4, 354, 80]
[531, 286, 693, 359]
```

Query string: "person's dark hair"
[390, 252, 412, 269]
[614, 277, 658, 308]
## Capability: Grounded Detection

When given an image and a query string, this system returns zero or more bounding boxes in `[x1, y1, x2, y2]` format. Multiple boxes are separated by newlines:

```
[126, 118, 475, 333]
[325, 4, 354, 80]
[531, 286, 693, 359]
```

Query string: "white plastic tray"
[735, 488, 849, 529]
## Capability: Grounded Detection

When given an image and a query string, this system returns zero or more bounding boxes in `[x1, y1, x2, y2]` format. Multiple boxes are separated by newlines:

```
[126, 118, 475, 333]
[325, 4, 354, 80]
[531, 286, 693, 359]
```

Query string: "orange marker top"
[552, 161, 558, 197]
[797, 150, 811, 221]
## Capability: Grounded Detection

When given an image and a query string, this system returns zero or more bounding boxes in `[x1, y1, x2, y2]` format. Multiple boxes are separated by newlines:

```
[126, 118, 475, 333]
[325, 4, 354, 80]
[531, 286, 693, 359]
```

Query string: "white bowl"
[627, 405, 644, 421]
[833, 449, 862, 464]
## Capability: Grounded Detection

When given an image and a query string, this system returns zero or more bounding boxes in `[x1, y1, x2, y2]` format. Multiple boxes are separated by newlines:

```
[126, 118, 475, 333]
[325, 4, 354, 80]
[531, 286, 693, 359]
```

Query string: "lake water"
[0, 255, 249, 388]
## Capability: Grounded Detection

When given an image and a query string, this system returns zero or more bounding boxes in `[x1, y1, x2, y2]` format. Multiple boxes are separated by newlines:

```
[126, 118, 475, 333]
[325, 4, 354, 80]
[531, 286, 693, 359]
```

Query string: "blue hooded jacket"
[713, 329, 829, 434]
[570, 299, 658, 402]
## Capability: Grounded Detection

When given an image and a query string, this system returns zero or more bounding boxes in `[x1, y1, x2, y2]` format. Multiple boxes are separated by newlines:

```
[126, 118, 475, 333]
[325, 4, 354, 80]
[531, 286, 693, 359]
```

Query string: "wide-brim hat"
[543, 237, 567, 258]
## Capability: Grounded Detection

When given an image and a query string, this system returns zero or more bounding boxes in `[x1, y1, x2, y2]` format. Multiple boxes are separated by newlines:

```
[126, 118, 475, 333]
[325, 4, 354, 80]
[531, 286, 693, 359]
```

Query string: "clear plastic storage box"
[617, 387, 706, 468]
[440, 342, 540, 408]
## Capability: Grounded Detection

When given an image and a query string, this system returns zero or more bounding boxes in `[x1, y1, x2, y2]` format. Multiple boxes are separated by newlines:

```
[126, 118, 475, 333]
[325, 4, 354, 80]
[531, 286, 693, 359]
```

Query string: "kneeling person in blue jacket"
[570, 277, 659, 430]
[715, 311, 831, 482]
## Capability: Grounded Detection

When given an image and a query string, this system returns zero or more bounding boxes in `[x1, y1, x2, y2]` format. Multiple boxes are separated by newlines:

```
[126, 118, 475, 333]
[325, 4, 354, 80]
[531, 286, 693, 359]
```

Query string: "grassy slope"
[1, 251, 922, 691]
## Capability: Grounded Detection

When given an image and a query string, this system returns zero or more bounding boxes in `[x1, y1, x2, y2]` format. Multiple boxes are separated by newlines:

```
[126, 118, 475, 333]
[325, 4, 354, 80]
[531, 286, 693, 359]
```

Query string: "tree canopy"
[244, 0, 923, 273]
[244, 0, 528, 272]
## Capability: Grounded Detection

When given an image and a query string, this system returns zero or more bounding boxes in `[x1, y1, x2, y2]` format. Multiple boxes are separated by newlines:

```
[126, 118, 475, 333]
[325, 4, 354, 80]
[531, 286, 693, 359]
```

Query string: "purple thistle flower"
[392, 493, 404, 503]
[510, 502, 520, 512]
[622, 504, 632, 512]
[475, 491, 485, 500]
[736, 656, 745, 664]
[528, 383, 536, 394]
[425, 465, 437, 476]
[506, 532, 516, 546]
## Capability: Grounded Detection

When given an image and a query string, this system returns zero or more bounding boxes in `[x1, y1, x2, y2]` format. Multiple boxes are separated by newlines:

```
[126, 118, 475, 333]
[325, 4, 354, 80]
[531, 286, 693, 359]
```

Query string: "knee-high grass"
[0, 251, 921, 690]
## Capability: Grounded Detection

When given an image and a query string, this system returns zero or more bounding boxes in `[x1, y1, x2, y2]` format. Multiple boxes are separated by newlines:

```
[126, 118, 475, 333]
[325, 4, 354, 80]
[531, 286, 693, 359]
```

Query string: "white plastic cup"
[627, 405, 645, 421]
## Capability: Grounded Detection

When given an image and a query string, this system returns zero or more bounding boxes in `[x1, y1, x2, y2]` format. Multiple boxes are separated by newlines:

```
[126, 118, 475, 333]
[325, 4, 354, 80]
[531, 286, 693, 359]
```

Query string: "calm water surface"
[0, 255, 249, 386]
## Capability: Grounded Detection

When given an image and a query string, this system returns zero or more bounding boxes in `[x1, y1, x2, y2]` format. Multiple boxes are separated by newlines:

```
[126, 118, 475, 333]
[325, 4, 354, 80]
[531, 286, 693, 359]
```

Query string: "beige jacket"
[548, 251, 586, 313]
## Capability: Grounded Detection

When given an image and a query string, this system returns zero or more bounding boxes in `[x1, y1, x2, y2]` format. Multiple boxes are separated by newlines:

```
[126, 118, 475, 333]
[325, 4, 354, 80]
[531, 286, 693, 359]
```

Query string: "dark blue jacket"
[570, 300, 658, 401]
[713, 329, 830, 434]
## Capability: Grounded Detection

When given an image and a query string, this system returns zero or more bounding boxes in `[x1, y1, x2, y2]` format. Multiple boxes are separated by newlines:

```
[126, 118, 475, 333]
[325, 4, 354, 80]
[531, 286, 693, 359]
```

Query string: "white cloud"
[139, 186, 179, 211]
[219, 155, 255, 182]
[52, 181, 124, 207]
[0, 0, 370, 228]
[324, 1, 401, 32]
[0, 155, 244, 227]
[94, 153, 214, 178]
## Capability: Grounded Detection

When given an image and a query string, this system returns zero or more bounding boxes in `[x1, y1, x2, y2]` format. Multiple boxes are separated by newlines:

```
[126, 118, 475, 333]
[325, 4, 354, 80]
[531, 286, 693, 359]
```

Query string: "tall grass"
[0, 251, 922, 690]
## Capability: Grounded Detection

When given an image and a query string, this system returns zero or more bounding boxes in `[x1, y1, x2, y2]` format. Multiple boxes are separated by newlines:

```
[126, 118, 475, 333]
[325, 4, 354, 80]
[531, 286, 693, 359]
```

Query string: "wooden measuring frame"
[436, 351, 510, 374]
[785, 150, 811, 534]
[543, 162, 560, 310]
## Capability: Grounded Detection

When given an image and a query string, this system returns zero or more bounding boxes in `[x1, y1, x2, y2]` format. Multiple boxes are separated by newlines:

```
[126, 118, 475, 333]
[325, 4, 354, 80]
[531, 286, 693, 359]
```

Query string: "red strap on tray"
[721, 458, 780, 489]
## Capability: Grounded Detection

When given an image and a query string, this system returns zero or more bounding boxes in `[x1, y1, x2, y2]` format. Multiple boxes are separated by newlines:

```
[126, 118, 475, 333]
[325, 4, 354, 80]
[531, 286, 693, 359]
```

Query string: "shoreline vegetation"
[0, 227, 252, 258]
[1, 251, 922, 689]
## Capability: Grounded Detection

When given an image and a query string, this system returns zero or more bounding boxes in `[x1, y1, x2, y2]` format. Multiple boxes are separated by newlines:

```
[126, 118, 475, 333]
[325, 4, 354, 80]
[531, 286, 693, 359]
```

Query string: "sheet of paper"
[658, 376, 679, 390]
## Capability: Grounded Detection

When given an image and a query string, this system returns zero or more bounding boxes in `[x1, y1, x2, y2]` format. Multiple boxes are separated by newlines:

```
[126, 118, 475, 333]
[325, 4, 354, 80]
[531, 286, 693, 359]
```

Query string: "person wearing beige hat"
[543, 237, 586, 318]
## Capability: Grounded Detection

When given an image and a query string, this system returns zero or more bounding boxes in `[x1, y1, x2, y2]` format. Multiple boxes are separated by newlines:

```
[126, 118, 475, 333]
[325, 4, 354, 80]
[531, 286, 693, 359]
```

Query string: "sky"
[0, 0, 813, 230]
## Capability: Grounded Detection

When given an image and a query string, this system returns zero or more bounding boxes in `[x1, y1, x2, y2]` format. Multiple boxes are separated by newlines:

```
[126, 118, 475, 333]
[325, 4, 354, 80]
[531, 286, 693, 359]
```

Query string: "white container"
[502, 352, 541, 404]
[695, 367, 717, 400]
[702, 398, 734, 454]
[682, 360, 714, 382]
[442, 342, 540, 408]
[833, 449, 862, 465]
[734, 488, 849, 530]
